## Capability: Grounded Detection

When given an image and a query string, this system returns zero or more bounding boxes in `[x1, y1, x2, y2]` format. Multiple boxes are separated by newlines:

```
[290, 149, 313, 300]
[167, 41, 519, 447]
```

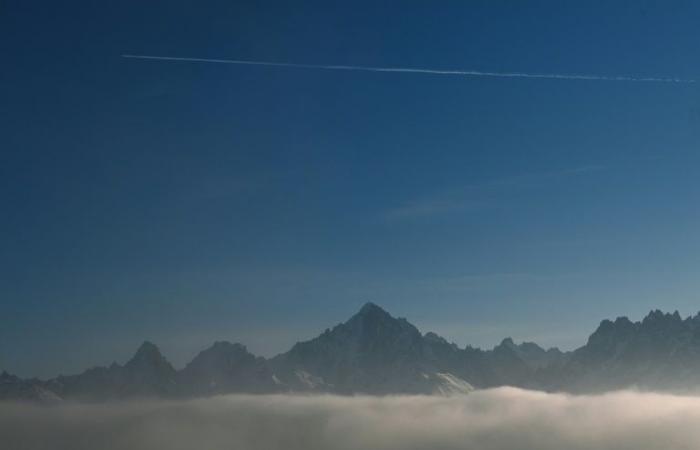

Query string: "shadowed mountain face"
[270, 303, 439, 394]
[5, 305, 700, 402]
[548, 310, 700, 392]
[42, 341, 178, 401]
[178, 342, 279, 395]
[0, 371, 61, 403]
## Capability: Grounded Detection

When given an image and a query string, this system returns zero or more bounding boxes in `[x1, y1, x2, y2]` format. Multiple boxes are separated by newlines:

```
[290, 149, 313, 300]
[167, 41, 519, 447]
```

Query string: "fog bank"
[2, 388, 700, 450]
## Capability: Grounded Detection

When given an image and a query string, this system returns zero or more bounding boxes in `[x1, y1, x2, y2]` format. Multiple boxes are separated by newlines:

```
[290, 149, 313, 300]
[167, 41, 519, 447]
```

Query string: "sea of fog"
[2, 387, 699, 450]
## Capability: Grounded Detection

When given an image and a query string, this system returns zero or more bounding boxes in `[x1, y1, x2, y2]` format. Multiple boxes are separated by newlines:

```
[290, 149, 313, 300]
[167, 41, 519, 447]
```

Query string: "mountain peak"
[642, 309, 682, 323]
[10, 306, 700, 399]
[347, 302, 410, 331]
[500, 337, 516, 347]
[126, 341, 173, 371]
[133, 341, 161, 358]
[182, 342, 258, 376]
[358, 301, 388, 316]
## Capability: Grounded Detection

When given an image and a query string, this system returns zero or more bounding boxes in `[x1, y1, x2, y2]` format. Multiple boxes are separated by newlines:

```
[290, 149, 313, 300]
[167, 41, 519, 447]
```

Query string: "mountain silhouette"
[4, 305, 700, 402]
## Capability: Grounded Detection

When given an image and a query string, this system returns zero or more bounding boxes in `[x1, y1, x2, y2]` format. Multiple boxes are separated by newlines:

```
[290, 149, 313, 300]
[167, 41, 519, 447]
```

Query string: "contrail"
[122, 54, 695, 83]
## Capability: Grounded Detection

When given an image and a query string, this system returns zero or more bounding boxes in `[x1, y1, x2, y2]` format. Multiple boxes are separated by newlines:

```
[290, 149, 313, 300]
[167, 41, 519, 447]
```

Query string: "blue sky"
[2, 1, 700, 377]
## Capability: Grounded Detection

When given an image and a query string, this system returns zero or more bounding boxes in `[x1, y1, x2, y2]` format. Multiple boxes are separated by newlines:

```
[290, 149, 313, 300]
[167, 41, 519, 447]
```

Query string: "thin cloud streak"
[122, 55, 696, 83]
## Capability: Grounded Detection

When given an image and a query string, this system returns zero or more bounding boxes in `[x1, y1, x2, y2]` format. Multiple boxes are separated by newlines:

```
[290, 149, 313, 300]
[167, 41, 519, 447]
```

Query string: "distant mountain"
[178, 341, 279, 395]
[43, 341, 177, 401]
[270, 302, 474, 394]
[545, 310, 700, 392]
[496, 337, 568, 370]
[0, 371, 61, 403]
[5, 305, 700, 402]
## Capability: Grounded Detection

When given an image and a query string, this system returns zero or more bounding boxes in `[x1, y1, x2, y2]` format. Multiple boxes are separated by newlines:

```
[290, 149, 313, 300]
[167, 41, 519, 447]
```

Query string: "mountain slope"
[270, 302, 533, 394]
[44, 341, 177, 401]
[271, 302, 455, 394]
[178, 341, 279, 395]
[5, 306, 700, 401]
[548, 310, 700, 392]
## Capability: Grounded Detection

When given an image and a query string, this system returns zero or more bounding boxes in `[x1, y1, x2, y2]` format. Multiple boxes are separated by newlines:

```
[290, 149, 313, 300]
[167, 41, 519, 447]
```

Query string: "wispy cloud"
[381, 165, 608, 221]
[122, 55, 696, 83]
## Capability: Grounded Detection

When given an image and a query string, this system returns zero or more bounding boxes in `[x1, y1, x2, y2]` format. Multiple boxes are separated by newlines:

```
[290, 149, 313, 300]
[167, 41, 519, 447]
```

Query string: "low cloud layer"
[3, 388, 700, 450]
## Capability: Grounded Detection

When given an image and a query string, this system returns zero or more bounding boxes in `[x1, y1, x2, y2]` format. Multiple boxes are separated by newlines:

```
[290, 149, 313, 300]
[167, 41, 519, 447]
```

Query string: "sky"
[2, 1, 700, 378]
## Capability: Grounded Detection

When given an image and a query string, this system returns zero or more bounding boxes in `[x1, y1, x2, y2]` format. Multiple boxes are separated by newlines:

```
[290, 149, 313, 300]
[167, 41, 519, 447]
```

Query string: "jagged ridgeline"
[3, 304, 700, 402]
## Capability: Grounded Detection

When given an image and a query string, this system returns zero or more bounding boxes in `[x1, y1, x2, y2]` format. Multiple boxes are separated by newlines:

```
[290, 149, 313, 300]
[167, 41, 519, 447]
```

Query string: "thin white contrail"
[122, 54, 695, 83]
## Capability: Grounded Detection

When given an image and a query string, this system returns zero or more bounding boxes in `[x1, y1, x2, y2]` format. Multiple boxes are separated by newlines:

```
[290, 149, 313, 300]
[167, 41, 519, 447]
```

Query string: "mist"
[3, 388, 700, 450]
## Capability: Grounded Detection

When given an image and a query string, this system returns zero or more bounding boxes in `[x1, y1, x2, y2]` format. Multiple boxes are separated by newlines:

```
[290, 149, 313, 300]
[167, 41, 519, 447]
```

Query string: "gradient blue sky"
[3, 1, 700, 378]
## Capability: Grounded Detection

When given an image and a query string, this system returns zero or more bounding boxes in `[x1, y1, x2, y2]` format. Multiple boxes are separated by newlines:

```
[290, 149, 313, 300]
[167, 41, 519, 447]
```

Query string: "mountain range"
[3, 303, 700, 402]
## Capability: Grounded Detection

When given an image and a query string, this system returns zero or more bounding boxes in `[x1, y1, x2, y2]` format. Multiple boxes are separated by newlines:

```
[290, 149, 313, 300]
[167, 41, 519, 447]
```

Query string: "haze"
[4, 389, 700, 450]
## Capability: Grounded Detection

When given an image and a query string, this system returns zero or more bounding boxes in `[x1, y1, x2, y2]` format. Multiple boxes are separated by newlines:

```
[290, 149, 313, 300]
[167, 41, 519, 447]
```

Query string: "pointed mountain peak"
[285, 301, 422, 360]
[126, 341, 173, 370]
[357, 301, 389, 317]
[181, 341, 259, 381]
[500, 337, 516, 347]
[346, 302, 410, 330]
[134, 341, 161, 358]
[643, 309, 664, 320]
[641, 309, 683, 326]
[493, 337, 519, 354]
[341, 301, 421, 341]
[592, 316, 633, 334]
